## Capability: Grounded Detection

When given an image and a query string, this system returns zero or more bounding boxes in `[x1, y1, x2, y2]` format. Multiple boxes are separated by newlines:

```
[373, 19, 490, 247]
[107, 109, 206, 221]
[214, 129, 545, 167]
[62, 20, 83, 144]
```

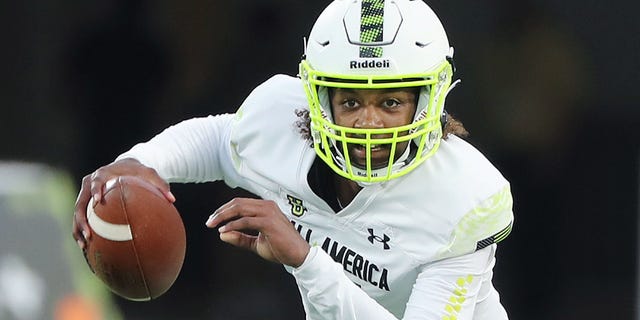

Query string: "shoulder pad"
[436, 185, 514, 259]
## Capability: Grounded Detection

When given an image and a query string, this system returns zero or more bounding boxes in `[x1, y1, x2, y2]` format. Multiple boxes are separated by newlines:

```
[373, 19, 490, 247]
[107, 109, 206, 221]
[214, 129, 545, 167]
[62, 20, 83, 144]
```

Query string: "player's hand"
[205, 198, 310, 268]
[72, 158, 175, 250]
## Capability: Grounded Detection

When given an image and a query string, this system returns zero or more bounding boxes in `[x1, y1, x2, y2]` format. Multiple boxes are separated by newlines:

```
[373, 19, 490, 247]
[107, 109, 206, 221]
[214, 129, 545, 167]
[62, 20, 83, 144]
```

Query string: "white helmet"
[299, 0, 455, 183]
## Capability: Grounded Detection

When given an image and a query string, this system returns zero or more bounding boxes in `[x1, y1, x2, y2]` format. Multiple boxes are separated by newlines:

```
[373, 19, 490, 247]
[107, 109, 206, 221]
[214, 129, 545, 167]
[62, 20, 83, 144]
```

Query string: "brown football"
[84, 176, 186, 301]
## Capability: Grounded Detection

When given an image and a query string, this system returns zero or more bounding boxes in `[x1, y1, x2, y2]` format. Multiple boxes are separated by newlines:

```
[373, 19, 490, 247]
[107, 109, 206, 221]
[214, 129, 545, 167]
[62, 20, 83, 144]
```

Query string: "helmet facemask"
[300, 60, 453, 183]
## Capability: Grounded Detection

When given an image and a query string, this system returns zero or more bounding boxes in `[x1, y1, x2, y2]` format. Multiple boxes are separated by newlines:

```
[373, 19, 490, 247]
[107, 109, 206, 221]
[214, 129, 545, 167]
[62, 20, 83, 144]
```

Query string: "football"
[84, 176, 186, 301]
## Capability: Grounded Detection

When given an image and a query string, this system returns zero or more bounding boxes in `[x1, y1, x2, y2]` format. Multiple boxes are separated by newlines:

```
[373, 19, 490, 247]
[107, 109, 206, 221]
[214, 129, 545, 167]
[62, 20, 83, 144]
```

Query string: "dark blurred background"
[1, 0, 638, 319]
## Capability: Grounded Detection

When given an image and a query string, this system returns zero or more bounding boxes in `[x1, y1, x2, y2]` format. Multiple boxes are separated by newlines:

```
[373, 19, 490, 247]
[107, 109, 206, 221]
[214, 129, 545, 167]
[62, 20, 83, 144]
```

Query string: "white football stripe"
[87, 197, 133, 241]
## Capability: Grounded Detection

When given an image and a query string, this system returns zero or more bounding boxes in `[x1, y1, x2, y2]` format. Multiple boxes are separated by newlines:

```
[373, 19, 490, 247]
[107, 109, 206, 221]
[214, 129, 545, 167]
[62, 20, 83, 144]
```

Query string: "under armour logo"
[367, 228, 390, 250]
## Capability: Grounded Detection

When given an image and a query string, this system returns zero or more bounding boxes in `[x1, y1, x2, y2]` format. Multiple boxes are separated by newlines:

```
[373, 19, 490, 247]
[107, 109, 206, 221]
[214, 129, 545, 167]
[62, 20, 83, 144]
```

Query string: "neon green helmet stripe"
[360, 0, 385, 57]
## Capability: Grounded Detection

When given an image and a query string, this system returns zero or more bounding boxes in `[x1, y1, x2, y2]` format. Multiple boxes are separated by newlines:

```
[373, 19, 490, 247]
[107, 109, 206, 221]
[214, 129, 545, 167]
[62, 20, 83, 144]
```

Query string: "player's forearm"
[293, 245, 503, 320]
[116, 114, 235, 184]
[293, 246, 398, 320]
[402, 246, 504, 320]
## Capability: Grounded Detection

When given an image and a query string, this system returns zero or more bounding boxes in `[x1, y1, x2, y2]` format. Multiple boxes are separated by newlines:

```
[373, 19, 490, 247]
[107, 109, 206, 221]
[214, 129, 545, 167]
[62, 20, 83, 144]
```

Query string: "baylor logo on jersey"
[286, 195, 307, 217]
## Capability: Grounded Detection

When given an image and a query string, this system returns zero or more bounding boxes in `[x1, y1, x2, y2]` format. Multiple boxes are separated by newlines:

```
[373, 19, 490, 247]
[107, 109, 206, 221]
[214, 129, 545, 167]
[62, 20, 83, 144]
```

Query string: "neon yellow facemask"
[299, 59, 453, 183]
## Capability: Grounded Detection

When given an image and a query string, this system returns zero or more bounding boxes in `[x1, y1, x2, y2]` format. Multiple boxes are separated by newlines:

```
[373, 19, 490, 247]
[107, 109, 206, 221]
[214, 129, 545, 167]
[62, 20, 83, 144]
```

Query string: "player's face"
[330, 87, 418, 169]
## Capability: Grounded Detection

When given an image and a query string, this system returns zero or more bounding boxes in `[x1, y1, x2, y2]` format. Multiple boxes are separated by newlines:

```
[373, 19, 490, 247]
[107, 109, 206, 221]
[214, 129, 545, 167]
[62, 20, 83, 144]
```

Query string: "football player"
[73, 0, 514, 319]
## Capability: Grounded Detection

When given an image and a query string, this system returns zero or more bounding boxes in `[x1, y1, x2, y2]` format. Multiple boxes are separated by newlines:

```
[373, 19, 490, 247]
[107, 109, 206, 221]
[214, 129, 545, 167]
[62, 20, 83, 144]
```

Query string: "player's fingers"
[225, 198, 282, 219]
[217, 216, 264, 234]
[164, 190, 176, 203]
[73, 175, 94, 247]
[219, 230, 257, 251]
[153, 181, 175, 203]
[205, 198, 261, 228]
[72, 214, 88, 250]
[138, 165, 175, 203]
[89, 172, 106, 206]
[142, 175, 175, 203]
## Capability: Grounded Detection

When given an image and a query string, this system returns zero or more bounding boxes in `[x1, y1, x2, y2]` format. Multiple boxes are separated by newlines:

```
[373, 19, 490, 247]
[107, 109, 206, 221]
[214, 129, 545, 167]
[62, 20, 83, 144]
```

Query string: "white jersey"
[117, 74, 514, 320]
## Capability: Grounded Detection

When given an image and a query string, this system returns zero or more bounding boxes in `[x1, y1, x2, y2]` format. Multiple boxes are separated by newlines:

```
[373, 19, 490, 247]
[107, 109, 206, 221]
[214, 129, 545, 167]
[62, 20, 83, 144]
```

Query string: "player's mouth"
[351, 143, 386, 153]
[341, 131, 411, 168]
[348, 143, 392, 168]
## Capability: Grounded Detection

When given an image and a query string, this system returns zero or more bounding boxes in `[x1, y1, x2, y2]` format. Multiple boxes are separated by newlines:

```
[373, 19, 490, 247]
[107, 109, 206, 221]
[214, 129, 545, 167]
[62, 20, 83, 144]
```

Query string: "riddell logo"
[350, 59, 390, 69]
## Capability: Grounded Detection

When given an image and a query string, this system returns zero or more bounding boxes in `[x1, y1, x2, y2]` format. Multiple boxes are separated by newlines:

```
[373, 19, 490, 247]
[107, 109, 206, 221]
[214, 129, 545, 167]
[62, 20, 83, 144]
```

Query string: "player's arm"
[115, 113, 237, 183]
[401, 245, 507, 320]
[290, 244, 504, 320]
[399, 185, 513, 319]
[111, 75, 294, 185]
[292, 246, 398, 319]
[73, 113, 237, 249]
[206, 198, 395, 318]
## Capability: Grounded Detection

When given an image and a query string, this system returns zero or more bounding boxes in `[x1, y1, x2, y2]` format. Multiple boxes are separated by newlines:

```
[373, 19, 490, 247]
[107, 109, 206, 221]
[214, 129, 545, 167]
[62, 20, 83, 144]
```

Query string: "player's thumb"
[219, 230, 255, 251]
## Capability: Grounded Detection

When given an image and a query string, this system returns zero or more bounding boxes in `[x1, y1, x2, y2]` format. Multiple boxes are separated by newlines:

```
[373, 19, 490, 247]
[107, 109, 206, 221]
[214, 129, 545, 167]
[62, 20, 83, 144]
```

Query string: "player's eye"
[342, 99, 359, 109]
[382, 99, 401, 109]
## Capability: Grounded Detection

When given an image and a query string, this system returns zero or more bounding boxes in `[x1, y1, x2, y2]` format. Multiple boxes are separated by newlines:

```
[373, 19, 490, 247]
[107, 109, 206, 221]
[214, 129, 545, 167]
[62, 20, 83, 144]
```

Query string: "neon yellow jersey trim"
[442, 275, 474, 320]
[437, 185, 514, 259]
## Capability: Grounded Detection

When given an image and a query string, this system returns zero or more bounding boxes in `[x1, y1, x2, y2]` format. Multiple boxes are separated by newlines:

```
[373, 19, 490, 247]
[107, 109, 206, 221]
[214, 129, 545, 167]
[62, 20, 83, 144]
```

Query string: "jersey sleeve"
[293, 245, 507, 320]
[115, 113, 240, 184]
[402, 245, 508, 320]
[115, 74, 306, 190]
[292, 246, 397, 320]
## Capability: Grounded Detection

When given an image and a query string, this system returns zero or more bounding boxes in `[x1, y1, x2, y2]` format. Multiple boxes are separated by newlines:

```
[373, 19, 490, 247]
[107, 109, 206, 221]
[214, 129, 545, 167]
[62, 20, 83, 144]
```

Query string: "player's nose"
[353, 106, 384, 129]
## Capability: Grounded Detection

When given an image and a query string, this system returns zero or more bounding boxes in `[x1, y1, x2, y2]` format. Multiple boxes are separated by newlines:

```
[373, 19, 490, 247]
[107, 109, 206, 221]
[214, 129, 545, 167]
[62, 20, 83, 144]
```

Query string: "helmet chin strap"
[329, 142, 414, 187]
